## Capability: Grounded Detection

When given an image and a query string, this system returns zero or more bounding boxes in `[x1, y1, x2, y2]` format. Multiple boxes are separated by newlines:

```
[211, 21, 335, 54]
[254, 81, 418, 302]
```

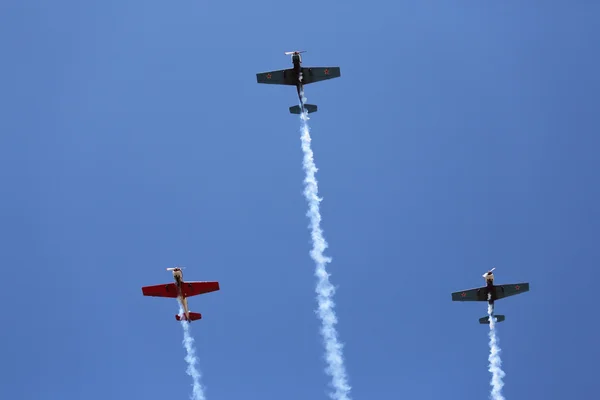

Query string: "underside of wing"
[141, 283, 178, 298]
[496, 283, 530, 300]
[256, 69, 296, 85]
[182, 281, 220, 298]
[451, 287, 487, 301]
[301, 67, 341, 84]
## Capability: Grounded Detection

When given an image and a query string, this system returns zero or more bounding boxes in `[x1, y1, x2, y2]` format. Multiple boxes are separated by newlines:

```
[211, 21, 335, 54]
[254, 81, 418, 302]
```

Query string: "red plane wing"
[181, 281, 220, 298]
[141, 283, 179, 298]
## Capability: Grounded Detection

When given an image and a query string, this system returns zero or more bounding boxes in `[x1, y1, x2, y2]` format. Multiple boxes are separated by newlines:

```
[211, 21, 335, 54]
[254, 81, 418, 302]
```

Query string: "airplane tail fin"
[175, 312, 202, 322]
[289, 104, 317, 114]
[479, 315, 505, 324]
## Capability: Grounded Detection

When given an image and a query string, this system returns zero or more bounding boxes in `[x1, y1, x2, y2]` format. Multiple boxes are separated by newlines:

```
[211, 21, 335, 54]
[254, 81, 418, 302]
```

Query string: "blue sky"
[1, 1, 599, 399]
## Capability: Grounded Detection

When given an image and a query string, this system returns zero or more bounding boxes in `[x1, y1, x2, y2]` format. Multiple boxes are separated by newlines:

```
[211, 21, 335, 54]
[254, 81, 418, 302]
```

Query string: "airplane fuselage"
[171, 269, 191, 322]
[291, 54, 305, 102]
[480, 272, 501, 319]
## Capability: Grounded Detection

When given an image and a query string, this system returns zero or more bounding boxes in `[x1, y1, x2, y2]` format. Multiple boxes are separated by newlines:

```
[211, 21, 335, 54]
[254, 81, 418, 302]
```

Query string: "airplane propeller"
[285, 50, 306, 55]
[483, 267, 496, 277]
[167, 266, 186, 271]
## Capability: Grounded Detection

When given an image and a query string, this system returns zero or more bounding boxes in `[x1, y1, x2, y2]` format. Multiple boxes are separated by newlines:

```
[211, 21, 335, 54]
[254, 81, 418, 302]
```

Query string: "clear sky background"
[1, 1, 599, 400]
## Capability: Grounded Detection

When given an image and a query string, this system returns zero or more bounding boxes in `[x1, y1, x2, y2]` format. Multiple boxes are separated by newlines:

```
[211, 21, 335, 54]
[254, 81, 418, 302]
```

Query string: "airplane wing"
[256, 69, 296, 85]
[495, 283, 530, 300]
[451, 286, 487, 301]
[182, 281, 220, 298]
[141, 283, 178, 298]
[300, 67, 341, 85]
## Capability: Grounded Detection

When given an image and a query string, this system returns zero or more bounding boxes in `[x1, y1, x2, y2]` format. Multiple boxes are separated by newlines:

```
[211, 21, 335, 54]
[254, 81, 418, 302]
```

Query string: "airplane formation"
[141, 265, 530, 325]
[140, 51, 530, 324]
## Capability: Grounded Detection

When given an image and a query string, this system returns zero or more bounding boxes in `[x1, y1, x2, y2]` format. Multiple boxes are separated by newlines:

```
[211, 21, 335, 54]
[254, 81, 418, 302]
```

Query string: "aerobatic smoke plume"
[298, 90, 352, 400]
[487, 304, 506, 400]
[178, 305, 207, 400]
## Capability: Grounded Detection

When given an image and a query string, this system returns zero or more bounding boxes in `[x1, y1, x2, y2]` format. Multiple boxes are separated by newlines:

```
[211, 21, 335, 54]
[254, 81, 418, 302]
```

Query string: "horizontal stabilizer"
[289, 104, 317, 114]
[479, 315, 505, 324]
[176, 312, 202, 322]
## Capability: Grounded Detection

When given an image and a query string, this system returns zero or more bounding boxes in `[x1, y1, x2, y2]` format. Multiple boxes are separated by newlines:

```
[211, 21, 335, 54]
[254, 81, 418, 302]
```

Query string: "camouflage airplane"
[451, 267, 530, 324]
[256, 51, 341, 115]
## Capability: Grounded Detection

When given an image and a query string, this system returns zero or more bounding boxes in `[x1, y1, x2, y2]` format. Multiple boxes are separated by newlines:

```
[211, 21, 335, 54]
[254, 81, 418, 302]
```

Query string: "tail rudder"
[290, 104, 317, 114]
[175, 312, 202, 322]
[479, 315, 505, 324]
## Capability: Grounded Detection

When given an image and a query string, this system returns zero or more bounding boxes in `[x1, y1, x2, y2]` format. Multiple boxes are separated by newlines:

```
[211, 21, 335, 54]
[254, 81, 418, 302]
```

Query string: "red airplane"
[141, 267, 220, 323]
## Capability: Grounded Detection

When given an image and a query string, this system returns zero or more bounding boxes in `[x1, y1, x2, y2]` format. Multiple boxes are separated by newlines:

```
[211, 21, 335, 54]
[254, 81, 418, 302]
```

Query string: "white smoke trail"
[178, 305, 206, 400]
[298, 89, 352, 400]
[487, 304, 506, 400]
